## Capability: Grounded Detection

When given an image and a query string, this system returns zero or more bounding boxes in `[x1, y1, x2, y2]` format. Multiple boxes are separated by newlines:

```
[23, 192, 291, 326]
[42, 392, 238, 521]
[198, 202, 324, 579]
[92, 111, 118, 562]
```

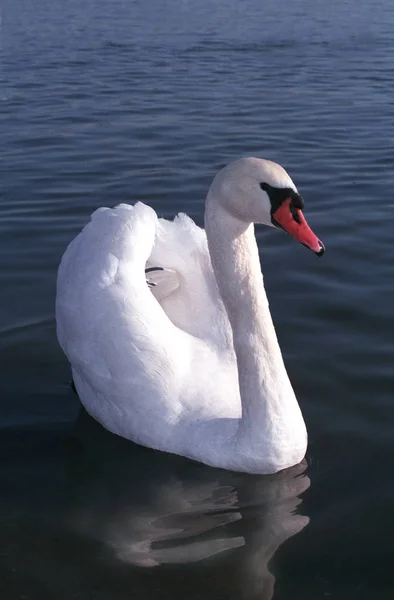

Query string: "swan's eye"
[290, 202, 301, 224]
[260, 182, 269, 191]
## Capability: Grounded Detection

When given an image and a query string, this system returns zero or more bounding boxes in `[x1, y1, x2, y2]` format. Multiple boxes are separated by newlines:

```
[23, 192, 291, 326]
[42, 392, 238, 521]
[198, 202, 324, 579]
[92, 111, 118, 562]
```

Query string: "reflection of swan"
[56, 157, 324, 474]
[67, 410, 310, 598]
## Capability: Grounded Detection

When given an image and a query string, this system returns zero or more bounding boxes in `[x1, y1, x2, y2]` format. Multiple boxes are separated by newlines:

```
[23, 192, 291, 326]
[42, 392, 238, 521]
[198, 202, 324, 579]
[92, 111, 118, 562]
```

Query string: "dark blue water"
[1, 0, 394, 598]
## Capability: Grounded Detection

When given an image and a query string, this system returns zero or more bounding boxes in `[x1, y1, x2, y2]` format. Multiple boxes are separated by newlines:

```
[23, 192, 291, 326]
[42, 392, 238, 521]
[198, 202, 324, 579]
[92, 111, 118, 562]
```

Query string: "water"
[1, 0, 394, 597]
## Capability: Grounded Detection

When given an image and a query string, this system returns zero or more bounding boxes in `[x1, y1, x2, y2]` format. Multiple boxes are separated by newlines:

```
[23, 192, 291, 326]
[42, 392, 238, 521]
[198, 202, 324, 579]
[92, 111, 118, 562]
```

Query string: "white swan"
[56, 157, 324, 474]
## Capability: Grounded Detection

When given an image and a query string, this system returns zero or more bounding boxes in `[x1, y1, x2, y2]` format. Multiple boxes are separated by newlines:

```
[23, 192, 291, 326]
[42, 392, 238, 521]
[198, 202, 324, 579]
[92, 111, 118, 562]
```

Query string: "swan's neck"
[205, 198, 306, 464]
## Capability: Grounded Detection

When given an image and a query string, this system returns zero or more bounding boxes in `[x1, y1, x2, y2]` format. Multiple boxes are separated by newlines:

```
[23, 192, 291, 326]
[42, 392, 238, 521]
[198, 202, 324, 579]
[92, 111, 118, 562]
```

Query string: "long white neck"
[205, 195, 307, 471]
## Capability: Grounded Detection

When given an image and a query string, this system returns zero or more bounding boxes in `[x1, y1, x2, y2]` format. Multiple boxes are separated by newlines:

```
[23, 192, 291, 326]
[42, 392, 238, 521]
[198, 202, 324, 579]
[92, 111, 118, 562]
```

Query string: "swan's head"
[209, 157, 325, 256]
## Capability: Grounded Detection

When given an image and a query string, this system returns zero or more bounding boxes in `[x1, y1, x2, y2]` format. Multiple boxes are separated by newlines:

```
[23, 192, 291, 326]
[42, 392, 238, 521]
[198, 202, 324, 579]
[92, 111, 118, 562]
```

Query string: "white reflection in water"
[68, 409, 310, 597]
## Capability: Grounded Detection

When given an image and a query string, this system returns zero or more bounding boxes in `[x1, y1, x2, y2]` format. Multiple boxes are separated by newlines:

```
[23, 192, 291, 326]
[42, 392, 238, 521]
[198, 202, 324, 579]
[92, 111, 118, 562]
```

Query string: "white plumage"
[57, 157, 324, 474]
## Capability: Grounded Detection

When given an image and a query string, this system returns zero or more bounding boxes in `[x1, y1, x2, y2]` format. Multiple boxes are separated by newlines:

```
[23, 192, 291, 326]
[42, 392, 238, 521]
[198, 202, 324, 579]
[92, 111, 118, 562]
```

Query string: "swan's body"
[56, 157, 324, 474]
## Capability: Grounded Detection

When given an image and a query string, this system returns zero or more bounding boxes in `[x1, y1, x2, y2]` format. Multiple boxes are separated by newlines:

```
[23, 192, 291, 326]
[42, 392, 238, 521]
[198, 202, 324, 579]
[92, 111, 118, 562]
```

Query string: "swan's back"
[148, 212, 232, 346]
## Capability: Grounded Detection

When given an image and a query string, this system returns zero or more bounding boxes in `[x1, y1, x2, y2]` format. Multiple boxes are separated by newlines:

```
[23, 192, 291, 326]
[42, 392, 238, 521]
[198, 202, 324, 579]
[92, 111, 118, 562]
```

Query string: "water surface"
[1, 1, 394, 598]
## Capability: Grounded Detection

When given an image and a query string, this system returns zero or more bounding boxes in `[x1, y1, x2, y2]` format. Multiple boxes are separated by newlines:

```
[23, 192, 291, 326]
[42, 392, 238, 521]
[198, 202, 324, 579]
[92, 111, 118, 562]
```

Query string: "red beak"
[272, 198, 325, 256]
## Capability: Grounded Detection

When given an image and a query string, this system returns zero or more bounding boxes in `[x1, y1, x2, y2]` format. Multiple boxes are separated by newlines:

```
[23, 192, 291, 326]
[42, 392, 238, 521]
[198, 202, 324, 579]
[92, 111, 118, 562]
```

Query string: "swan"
[56, 157, 325, 474]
